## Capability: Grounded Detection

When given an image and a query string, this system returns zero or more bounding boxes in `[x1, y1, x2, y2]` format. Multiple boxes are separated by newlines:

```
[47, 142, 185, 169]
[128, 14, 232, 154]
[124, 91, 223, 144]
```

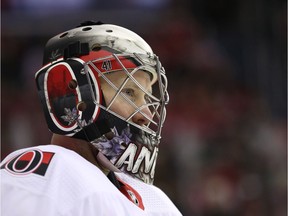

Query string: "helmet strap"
[72, 118, 111, 142]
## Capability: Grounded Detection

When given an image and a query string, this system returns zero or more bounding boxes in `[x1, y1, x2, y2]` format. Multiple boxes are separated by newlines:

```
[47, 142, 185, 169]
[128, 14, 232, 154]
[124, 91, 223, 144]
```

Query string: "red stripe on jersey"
[42, 152, 55, 164]
[117, 178, 145, 210]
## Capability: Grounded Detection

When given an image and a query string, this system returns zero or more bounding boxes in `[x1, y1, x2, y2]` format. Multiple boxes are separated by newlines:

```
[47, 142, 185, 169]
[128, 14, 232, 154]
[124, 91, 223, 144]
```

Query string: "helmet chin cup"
[90, 109, 160, 184]
[35, 22, 168, 184]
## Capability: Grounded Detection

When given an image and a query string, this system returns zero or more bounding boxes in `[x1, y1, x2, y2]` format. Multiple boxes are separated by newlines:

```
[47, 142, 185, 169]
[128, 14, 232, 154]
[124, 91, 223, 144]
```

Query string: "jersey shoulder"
[1, 145, 147, 216]
[1, 144, 119, 203]
[1, 145, 111, 187]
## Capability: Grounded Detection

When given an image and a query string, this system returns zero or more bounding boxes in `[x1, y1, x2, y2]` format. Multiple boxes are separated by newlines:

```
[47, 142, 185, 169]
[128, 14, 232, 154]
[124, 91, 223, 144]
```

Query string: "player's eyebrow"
[126, 79, 153, 95]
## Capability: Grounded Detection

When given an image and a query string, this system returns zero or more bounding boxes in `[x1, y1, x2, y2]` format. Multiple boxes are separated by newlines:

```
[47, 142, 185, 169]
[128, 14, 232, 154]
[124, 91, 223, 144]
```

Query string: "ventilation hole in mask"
[68, 80, 78, 89]
[82, 27, 92, 31]
[92, 44, 102, 51]
[59, 32, 68, 38]
[77, 101, 87, 111]
[106, 29, 113, 33]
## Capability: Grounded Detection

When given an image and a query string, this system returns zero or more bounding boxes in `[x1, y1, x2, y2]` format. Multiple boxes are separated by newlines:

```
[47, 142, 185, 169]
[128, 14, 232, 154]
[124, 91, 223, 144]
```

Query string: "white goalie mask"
[35, 21, 169, 184]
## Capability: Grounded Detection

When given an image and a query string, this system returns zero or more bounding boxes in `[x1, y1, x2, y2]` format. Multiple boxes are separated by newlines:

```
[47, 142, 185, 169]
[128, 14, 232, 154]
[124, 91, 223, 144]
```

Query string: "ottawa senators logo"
[1, 149, 54, 176]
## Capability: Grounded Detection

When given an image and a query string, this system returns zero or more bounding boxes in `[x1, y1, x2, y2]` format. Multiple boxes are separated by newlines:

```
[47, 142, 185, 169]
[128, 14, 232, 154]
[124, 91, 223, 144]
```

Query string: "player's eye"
[122, 88, 135, 100]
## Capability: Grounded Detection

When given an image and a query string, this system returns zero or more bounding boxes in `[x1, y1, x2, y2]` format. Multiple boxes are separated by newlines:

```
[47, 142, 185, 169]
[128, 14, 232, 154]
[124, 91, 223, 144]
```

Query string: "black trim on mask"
[77, 21, 104, 27]
[72, 118, 111, 142]
[64, 42, 90, 59]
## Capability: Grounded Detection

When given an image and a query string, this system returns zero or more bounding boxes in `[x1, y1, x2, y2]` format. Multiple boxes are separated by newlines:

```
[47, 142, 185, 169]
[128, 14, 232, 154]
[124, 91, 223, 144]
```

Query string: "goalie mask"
[35, 21, 169, 184]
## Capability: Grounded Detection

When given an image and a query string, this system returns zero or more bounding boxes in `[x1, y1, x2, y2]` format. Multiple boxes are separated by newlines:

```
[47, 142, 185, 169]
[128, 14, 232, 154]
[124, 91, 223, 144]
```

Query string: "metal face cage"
[81, 52, 169, 141]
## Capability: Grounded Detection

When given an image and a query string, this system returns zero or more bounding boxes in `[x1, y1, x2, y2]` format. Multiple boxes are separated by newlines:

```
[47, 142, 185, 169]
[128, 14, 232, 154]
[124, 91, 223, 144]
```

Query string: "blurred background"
[1, 0, 286, 215]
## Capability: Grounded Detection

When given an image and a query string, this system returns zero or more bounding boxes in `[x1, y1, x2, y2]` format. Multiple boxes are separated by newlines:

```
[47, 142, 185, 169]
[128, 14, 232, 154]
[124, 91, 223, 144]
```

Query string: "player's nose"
[132, 105, 153, 126]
